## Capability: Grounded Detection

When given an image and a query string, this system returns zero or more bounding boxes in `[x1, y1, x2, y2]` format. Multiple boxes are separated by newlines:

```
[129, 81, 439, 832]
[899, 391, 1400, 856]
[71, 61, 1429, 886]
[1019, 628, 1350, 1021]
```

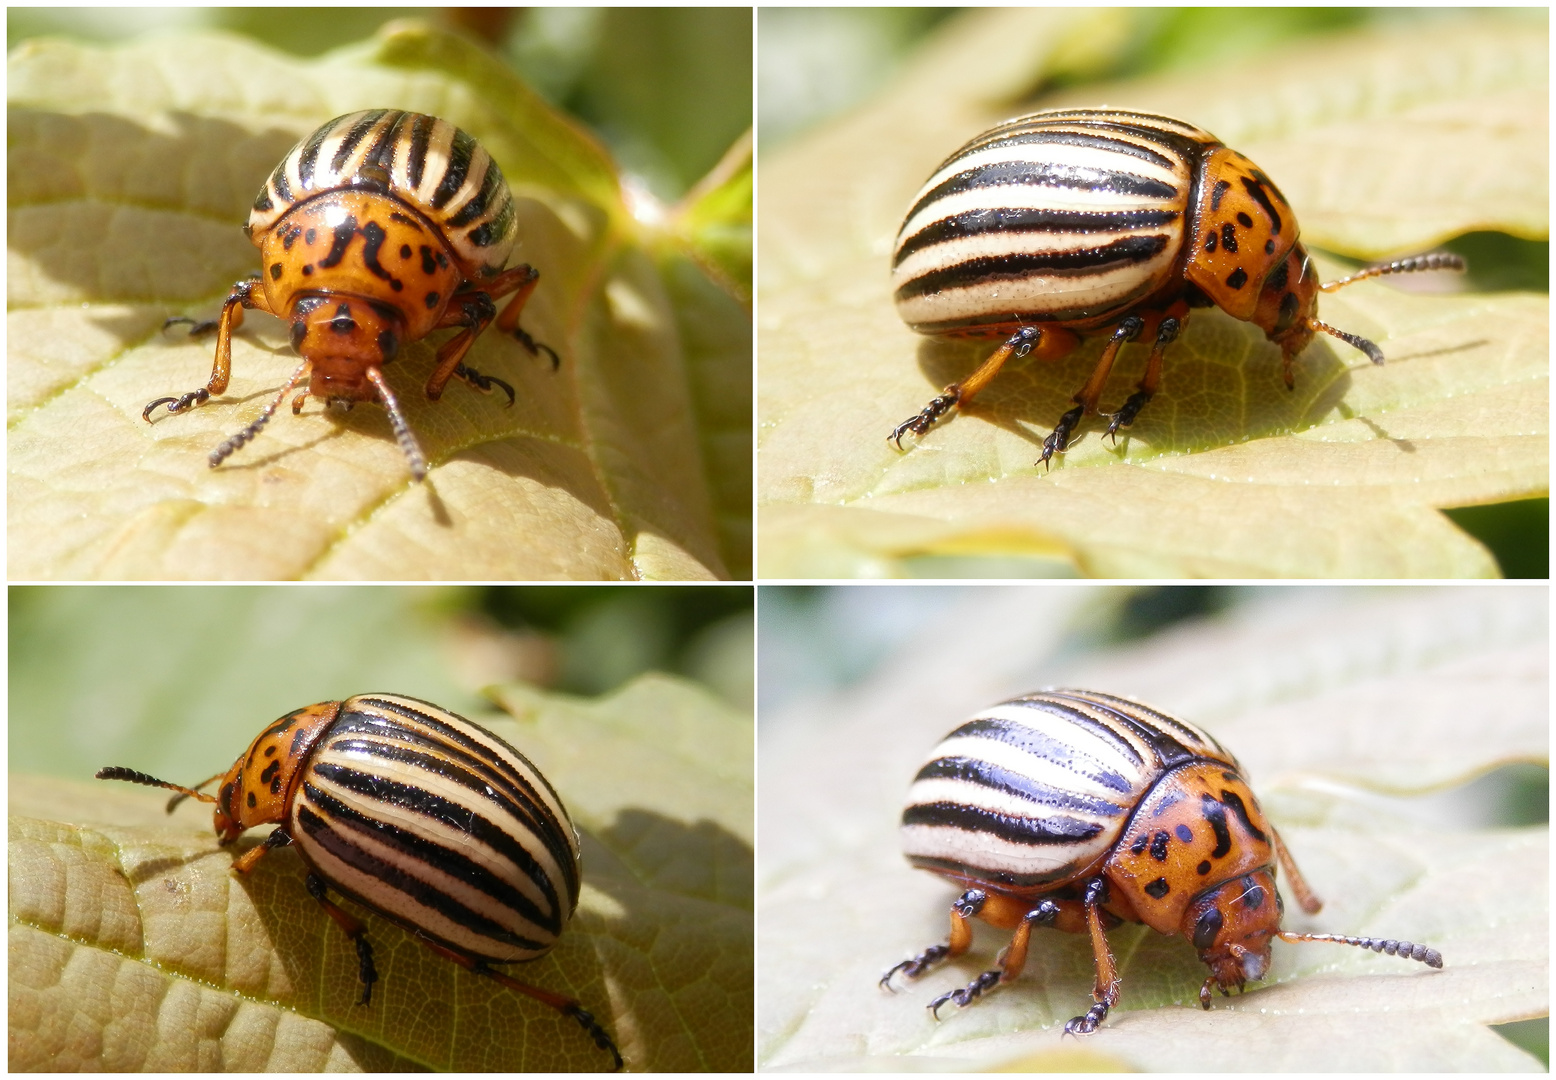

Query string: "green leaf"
[7, 22, 751, 580]
[10, 674, 753, 1072]
[758, 586, 1547, 1070]
[757, 10, 1548, 578]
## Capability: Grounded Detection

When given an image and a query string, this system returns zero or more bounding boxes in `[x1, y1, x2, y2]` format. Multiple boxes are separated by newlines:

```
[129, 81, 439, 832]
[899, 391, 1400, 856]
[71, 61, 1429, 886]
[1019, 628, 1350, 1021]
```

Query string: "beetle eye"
[1193, 907, 1224, 950]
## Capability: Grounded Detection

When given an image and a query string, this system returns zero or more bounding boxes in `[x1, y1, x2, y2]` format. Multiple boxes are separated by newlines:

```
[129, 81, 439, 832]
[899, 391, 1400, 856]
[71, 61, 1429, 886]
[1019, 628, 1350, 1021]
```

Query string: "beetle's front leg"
[147, 276, 277, 421]
[424, 292, 509, 402]
[1063, 878, 1120, 1035]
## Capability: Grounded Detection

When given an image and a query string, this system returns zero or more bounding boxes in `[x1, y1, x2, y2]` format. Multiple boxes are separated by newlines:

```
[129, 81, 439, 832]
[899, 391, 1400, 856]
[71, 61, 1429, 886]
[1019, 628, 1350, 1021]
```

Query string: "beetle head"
[212, 701, 341, 843]
[289, 295, 406, 401]
[1184, 869, 1284, 1004]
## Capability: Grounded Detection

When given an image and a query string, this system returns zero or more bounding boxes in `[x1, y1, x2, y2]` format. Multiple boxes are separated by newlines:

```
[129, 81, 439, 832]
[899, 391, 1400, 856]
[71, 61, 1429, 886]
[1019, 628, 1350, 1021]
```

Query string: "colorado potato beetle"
[881, 689, 1442, 1033]
[888, 108, 1465, 465]
[97, 693, 621, 1069]
[149, 110, 559, 481]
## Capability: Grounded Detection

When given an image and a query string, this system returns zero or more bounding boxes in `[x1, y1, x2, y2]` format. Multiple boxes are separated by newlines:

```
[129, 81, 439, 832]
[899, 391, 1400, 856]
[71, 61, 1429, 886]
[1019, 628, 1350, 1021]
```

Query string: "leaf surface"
[758, 586, 1548, 1070]
[757, 10, 1547, 578]
[10, 674, 753, 1072]
[8, 23, 752, 580]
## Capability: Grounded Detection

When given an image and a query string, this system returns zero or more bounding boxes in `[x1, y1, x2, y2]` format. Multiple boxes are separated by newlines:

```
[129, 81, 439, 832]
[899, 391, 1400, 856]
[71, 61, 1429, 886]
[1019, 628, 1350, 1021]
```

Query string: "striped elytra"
[146, 110, 560, 482]
[888, 108, 1465, 466]
[97, 693, 621, 1070]
[884, 689, 1443, 1035]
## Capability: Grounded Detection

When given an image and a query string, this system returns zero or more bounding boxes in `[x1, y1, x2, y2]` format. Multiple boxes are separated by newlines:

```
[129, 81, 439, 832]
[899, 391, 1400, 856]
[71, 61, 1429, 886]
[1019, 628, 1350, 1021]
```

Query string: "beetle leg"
[146, 277, 279, 422]
[890, 324, 1067, 449]
[207, 360, 310, 471]
[415, 936, 623, 1071]
[881, 888, 984, 989]
[1062, 878, 1120, 1035]
[305, 873, 377, 1005]
[423, 292, 498, 401]
[452, 363, 517, 406]
[1269, 824, 1322, 915]
[230, 825, 293, 874]
[1040, 315, 1143, 469]
[1105, 313, 1187, 441]
[488, 263, 561, 369]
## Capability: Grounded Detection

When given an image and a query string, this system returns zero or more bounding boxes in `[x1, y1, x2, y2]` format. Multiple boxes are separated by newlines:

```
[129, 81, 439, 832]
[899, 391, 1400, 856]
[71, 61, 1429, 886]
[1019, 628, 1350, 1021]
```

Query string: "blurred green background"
[758, 7, 1548, 578]
[9, 585, 752, 792]
[8, 6, 753, 202]
[758, 582, 1548, 1063]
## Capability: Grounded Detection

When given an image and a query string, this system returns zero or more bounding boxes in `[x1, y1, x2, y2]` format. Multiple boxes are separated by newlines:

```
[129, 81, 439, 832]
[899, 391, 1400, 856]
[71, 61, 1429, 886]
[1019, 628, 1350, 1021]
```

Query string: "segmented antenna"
[96, 766, 220, 812]
[1278, 930, 1443, 968]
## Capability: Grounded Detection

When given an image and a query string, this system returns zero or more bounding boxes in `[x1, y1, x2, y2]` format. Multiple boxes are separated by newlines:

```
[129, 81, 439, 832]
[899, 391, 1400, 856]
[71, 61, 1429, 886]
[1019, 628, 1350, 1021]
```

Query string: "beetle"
[148, 109, 559, 481]
[881, 688, 1442, 1033]
[97, 692, 621, 1069]
[888, 108, 1465, 465]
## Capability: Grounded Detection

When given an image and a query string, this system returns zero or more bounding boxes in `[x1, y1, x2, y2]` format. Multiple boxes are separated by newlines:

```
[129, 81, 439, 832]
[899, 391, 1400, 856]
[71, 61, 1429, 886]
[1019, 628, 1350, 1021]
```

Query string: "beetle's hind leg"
[416, 936, 623, 1070]
[881, 888, 985, 989]
[926, 898, 1062, 1017]
[147, 276, 277, 422]
[305, 872, 378, 1006]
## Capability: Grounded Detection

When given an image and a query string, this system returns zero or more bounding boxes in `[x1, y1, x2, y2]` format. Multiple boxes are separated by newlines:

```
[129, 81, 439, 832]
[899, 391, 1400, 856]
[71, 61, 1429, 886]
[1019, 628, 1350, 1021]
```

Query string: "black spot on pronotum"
[1144, 877, 1170, 899]
[1130, 834, 1149, 857]
[1225, 267, 1249, 290]
[420, 245, 438, 276]
[1236, 212, 1254, 228]
[270, 263, 283, 280]
[425, 291, 440, 310]
[1210, 179, 1230, 211]
[400, 244, 413, 259]
[1150, 830, 1170, 862]
[264, 745, 277, 757]
[1264, 239, 1276, 255]
[1175, 824, 1193, 843]
[1220, 222, 1238, 254]
[1197, 860, 1212, 875]
[1219, 790, 1268, 843]
[1202, 795, 1232, 857]
[1221, 772, 1236, 782]
[302, 265, 314, 276]
[1193, 907, 1223, 950]
[305, 228, 317, 246]
[247, 791, 257, 808]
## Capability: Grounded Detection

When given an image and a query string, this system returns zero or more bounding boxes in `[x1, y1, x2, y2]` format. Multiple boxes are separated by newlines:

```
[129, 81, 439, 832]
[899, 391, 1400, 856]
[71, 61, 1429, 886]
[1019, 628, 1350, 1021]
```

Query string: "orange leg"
[424, 263, 557, 402]
[1063, 878, 1120, 1035]
[1038, 316, 1145, 469]
[890, 324, 1080, 449]
[417, 936, 622, 1071]
[1105, 309, 1191, 440]
[147, 276, 279, 421]
[1270, 825, 1323, 915]
[228, 826, 295, 874]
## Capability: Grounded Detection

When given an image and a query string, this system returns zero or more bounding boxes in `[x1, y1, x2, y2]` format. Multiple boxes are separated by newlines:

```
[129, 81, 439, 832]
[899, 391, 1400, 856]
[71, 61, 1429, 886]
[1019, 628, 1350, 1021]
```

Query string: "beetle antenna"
[96, 766, 220, 809]
[1277, 930, 1443, 969]
[1319, 253, 1466, 293]
[365, 367, 428, 481]
[209, 361, 311, 468]
[1309, 319, 1386, 365]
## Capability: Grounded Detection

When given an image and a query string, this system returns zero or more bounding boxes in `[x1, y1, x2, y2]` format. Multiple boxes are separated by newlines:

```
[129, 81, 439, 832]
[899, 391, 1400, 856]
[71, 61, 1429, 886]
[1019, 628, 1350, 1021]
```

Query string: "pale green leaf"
[758, 586, 1547, 1071]
[7, 23, 751, 580]
[10, 674, 753, 1072]
[757, 10, 1547, 579]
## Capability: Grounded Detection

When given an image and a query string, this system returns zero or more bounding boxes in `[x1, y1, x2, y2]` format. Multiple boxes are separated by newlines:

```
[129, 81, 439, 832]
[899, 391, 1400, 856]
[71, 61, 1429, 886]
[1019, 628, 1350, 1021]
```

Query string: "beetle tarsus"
[454, 362, 517, 406]
[510, 326, 562, 370]
[1063, 1001, 1110, 1035]
[927, 968, 1001, 1018]
[565, 1005, 624, 1071]
[890, 388, 961, 449]
[1039, 403, 1084, 468]
[144, 388, 211, 422]
[880, 943, 951, 989]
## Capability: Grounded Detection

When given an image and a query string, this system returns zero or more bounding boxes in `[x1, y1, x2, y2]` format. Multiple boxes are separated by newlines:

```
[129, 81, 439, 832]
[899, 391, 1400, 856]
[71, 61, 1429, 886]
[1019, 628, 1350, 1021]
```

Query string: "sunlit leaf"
[757, 10, 1547, 578]
[10, 674, 753, 1071]
[7, 23, 751, 580]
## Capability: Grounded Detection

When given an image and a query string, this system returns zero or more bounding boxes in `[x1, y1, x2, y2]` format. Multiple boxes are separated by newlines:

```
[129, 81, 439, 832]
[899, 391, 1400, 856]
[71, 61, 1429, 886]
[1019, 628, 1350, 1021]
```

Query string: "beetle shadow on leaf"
[592, 807, 754, 911]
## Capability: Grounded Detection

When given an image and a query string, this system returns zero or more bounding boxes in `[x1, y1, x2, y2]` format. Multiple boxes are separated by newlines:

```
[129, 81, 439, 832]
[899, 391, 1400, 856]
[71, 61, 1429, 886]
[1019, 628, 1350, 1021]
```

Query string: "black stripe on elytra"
[902, 800, 1104, 845]
[367, 111, 409, 173]
[294, 797, 554, 951]
[268, 161, 292, 208]
[895, 206, 1179, 267]
[912, 756, 1126, 817]
[432, 128, 477, 210]
[295, 117, 338, 189]
[895, 235, 1170, 304]
[330, 110, 391, 175]
[1056, 691, 1215, 767]
[301, 772, 559, 934]
[941, 715, 1135, 794]
[447, 153, 505, 229]
[1201, 794, 1233, 857]
[335, 701, 578, 904]
[981, 130, 1179, 172]
[407, 114, 436, 191]
[906, 160, 1179, 226]
[906, 853, 1083, 890]
[467, 193, 514, 249]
